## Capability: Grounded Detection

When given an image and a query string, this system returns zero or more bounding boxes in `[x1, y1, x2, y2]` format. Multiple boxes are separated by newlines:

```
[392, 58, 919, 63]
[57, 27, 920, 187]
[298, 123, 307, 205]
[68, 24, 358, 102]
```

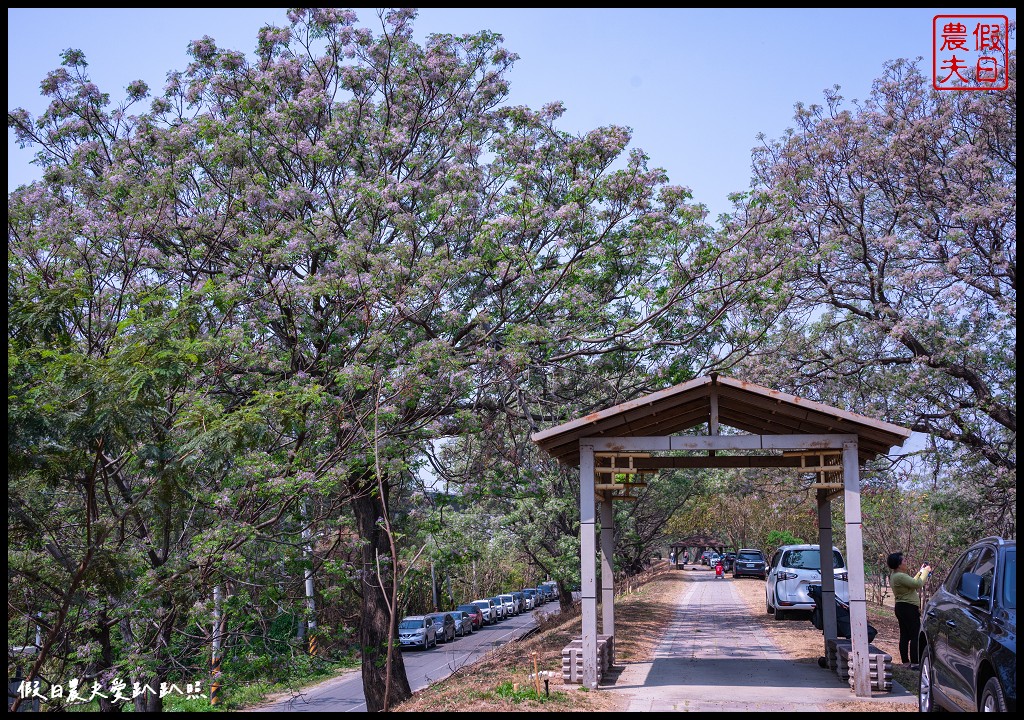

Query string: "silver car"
[765, 544, 849, 620]
[447, 610, 472, 636]
[398, 615, 437, 650]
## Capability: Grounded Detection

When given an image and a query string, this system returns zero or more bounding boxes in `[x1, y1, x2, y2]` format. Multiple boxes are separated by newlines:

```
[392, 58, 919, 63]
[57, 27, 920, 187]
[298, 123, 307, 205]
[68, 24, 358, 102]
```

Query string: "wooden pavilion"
[531, 373, 911, 697]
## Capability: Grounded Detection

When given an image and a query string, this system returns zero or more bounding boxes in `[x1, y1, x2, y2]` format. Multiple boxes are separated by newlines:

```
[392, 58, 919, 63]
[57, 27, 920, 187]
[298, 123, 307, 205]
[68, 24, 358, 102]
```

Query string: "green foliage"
[765, 529, 804, 548]
[491, 680, 561, 703]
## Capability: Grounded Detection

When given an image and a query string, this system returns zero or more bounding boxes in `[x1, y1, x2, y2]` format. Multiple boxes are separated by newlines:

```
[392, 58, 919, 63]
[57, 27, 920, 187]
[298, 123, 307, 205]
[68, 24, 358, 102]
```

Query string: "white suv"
[765, 544, 849, 620]
[499, 593, 517, 616]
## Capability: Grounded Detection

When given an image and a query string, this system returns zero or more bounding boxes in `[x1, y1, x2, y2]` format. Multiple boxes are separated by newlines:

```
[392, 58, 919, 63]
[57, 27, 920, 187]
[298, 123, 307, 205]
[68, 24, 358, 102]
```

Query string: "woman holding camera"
[886, 552, 932, 668]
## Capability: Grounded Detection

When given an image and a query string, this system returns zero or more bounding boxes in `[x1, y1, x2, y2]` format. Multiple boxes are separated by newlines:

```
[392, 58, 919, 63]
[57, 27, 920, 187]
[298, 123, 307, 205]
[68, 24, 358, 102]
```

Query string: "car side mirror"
[957, 572, 985, 603]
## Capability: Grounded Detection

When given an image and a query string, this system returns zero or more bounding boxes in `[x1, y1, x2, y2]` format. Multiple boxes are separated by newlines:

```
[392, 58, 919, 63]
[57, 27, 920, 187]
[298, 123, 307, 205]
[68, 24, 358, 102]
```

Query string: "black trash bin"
[807, 584, 877, 642]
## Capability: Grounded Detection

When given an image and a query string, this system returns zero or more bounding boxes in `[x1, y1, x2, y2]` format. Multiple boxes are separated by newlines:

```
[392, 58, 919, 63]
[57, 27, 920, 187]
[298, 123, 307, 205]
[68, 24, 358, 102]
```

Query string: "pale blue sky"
[8, 7, 1016, 223]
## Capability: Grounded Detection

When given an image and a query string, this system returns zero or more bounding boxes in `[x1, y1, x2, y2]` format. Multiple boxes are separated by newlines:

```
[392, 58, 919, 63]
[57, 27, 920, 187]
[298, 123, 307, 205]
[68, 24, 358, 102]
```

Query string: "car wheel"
[980, 676, 1007, 712]
[918, 650, 938, 712]
[773, 604, 787, 620]
[766, 592, 774, 615]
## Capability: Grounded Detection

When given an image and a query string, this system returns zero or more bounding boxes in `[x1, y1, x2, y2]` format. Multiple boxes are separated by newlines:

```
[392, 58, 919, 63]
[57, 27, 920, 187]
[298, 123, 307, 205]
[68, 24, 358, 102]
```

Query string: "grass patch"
[490, 680, 563, 703]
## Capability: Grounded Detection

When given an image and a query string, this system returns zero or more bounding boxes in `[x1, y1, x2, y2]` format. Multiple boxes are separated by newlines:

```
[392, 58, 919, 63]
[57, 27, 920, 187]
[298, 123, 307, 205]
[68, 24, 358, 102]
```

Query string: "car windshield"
[473, 601, 488, 608]
[399, 619, 423, 630]
[1003, 549, 1016, 609]
[738, 552, 762, 562]
[782, 549, 844, 570]
[459, 606, 476, 613]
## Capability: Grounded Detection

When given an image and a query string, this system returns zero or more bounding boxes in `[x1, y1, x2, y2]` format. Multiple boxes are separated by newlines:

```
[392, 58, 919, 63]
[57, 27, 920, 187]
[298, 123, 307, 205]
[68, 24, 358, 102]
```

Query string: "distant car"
[522, 588, 540, 608]
[399, 615, 437, 650]
[511, 591, 526, 613]
[471, 599, 495, 625]
[447, 610, 472, 637]
[489, 597, 506, 620]
[707, 552, 721, 568]
[458, 604, 484, 630]
[539, 581, 558, 601]
[766, 544, 848, 620]
[733, 549, 768, 580]
[520, 590, 534, 610]
[701, 550, 714, 566]
[428, 612, 456, 643]
[918, 535, 1016, 712]
[499, 593, 517, 616]
[721, 553, 737, 572]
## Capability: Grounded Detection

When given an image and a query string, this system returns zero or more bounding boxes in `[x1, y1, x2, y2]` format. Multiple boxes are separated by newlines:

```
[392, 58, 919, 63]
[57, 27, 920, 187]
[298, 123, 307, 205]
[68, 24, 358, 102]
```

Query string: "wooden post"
[817, 489, 838, 661]
[600, 496, 615, 665]
[532, 651, 541, 695]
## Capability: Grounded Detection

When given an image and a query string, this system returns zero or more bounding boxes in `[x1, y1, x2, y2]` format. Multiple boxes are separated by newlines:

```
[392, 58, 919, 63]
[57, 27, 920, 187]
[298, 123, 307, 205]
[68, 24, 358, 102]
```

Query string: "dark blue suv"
[918, 536, 1016, 712]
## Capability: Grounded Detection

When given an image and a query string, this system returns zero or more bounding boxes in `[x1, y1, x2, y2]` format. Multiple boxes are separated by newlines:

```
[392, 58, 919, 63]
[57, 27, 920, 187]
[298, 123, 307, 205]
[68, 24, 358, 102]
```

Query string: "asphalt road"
[254, 602, 565, 712]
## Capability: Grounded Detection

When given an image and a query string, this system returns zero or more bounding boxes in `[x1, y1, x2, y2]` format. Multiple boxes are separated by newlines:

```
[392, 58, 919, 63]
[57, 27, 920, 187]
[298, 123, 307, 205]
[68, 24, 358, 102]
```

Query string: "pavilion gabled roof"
[530, 374, 911, 467]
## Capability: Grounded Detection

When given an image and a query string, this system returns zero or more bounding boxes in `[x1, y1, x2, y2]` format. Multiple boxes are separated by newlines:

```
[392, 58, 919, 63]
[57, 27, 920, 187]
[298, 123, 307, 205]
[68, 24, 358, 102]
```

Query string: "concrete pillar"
[600, 497, 615, 664]
[843, 440, 871, 697]
[580, 443, 598, 688]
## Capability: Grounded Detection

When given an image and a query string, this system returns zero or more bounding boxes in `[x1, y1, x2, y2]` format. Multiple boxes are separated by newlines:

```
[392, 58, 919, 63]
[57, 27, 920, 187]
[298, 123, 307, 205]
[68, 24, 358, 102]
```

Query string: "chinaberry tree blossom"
[10, 8, 766, 711]
[726, 54, 1016, 533]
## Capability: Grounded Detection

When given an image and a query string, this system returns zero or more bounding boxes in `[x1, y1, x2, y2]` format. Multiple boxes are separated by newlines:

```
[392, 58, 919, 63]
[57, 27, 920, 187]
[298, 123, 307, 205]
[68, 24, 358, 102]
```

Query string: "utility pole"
[211, 585, 224, 706]
[430, 561, 439, 611]
[301, 501, 317, 654]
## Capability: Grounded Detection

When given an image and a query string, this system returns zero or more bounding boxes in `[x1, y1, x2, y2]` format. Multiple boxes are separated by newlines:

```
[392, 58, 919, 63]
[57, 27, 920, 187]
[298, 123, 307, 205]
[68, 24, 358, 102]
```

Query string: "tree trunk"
[91, 606, 122, 712]
[557, 579, 574, 614]
[351, 484, 411, 712]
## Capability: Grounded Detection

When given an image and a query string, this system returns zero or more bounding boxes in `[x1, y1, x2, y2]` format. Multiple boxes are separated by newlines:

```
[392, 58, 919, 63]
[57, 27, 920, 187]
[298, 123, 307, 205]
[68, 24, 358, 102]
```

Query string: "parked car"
[471, 599, 494, 625]
[511, 591, 526, 613]
[539, 581, 558, 601]
[707, 552, 721, 568]
[765, 544, 849, 620]
[458, 604, 484, 630]
[499, 593, 517, 616]
[398, 615, 437, 650]
[701, 550, 714, 565]
[489, 596, 506, 620]
[428, 612, 456, 643]
[522, 588, 540, 608]
[721, 552, 737, 572]
[733, 548, 768, 580]
[447, 610, 472, 637]
[520, 590, 534, 610]
[918, 536, 1016, 713]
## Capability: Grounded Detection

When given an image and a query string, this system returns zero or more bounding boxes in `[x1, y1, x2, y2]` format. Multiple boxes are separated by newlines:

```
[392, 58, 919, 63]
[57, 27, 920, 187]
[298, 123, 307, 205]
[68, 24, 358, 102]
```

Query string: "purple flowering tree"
[724, 54, 1016, 532]
[10, 9, 779, 711]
